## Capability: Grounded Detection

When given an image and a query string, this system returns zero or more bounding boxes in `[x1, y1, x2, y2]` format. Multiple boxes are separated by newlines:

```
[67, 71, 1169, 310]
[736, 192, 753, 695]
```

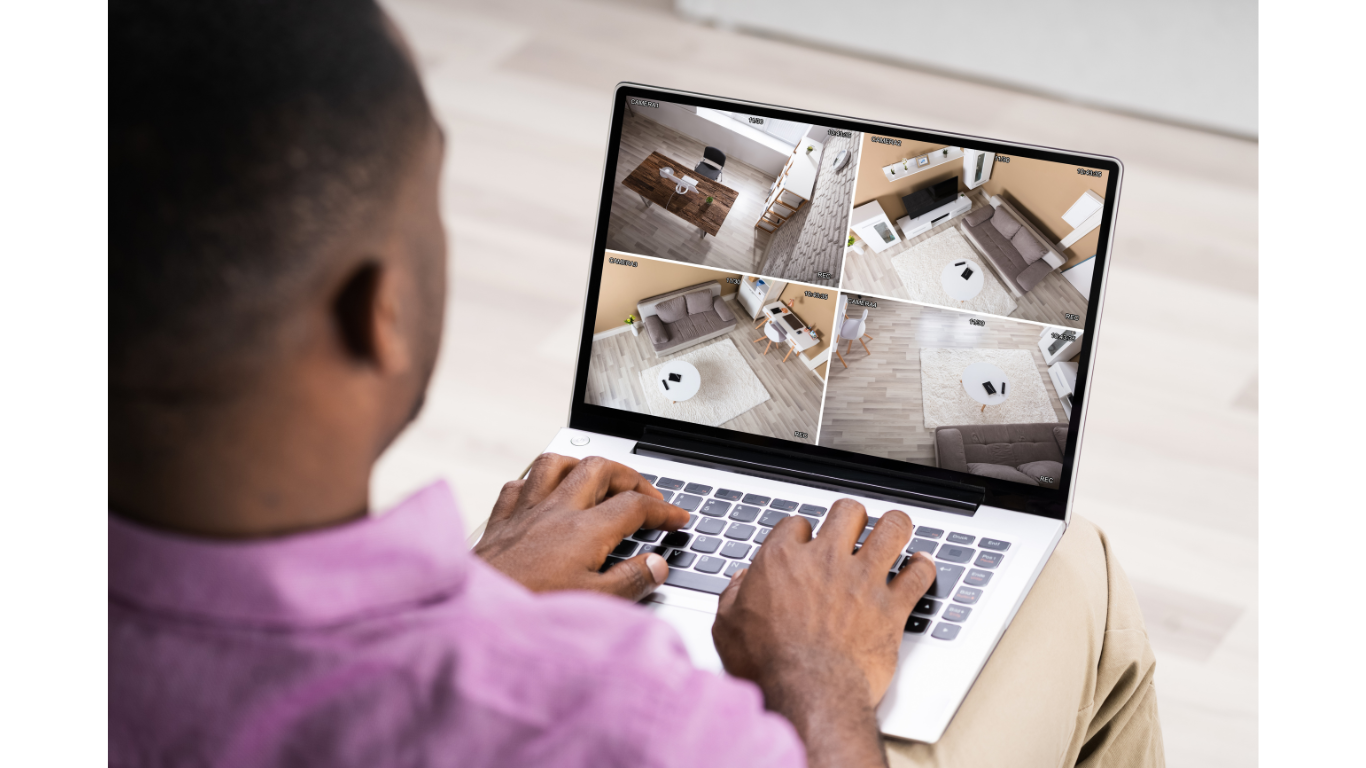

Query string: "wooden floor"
[586, 317, 825, 444]
[819, 302, 1065, 464]
[840, 192, 1091, 326]
[378, 2, 1259, 765]
[606, 112, 776, 273]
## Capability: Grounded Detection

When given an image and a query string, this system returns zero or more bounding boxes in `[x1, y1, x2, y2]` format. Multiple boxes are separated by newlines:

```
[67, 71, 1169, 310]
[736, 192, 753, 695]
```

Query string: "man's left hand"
[474, 453, 689, 601]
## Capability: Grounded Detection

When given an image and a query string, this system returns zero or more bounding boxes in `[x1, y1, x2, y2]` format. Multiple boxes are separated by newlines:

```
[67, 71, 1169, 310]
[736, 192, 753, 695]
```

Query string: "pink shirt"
[109, 481, 804, 767]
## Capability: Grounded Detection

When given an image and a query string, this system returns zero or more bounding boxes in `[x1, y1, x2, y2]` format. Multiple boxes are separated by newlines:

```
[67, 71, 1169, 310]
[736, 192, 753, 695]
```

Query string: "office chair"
[695, 146, 726, 182]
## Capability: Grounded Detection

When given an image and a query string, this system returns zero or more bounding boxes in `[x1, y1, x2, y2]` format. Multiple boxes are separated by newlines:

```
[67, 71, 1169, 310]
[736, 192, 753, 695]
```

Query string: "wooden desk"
[620, 151, 739, 238]
[760, 302, 819, 352]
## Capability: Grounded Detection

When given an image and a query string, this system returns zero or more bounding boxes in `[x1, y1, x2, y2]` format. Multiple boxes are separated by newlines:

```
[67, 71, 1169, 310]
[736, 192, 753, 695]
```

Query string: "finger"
[816, 498, 868, 553]
[889, 552, 938, 613]
[517, 453, 581, 507]
[857, 509, 914, 573]
[548, 456, 665, 509]
[595, 552, 669, 602]
[765, 512, 814, 547]
[716, 565, 748, 615]
[590, 490, 691, 542]
[486, 479, 525, 524]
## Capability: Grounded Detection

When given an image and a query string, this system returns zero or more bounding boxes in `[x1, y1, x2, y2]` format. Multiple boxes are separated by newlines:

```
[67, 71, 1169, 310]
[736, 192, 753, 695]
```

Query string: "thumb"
[717, 566, 748, 616]
[597, 553, 670, 602]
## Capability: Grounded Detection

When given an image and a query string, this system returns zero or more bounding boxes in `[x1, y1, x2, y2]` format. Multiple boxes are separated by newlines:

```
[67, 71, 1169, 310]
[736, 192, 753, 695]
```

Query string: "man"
[110, 2, 1163, 766]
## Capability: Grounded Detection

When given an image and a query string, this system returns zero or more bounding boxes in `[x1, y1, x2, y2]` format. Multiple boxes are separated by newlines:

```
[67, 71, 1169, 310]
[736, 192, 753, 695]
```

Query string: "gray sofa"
[637, 281, 737, 356]
[934, 423, 1068, 490]
[959, 196, 1066, 297]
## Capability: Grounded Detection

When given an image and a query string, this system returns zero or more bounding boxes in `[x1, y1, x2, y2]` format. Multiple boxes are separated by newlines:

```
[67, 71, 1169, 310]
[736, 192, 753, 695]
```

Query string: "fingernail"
[645, 553, 668, 584]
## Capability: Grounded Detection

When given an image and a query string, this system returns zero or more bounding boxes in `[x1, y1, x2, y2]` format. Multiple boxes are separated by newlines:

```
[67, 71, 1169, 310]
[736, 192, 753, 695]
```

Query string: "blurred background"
[371, 1, 1257, 765]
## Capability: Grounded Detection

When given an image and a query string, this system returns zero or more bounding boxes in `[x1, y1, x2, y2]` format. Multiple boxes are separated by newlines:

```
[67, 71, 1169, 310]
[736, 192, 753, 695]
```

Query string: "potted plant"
[704, 195, 714, 206]
[847, 234, 856, 247]
[806, 144, 815, 155]
[625, 314, 640, 336]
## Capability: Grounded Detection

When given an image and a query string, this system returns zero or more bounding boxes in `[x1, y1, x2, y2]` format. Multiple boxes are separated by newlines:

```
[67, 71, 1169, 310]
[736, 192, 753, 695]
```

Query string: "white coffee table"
[656, 360, 701, 403]
[961, 361, 1008, 413]
[941, 260, 985, 302]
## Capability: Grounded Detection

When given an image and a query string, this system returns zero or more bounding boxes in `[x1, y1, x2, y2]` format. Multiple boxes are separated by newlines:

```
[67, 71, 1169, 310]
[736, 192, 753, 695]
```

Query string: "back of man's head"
[110, 0, 431, 397]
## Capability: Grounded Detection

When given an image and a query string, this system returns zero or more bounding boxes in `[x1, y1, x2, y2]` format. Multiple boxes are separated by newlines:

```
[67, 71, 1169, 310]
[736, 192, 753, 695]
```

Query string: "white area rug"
[639, 339, 771, 427]
[919, 348, 1059, 428]
[890, 228, 1018, 316]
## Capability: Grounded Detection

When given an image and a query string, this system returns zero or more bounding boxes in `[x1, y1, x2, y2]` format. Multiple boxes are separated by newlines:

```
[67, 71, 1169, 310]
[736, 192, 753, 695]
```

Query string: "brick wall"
[758, 132, 861, 287]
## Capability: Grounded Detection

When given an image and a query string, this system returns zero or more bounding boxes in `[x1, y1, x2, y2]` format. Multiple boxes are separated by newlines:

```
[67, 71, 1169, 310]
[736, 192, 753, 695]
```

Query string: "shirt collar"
[109, 481, 469, 628]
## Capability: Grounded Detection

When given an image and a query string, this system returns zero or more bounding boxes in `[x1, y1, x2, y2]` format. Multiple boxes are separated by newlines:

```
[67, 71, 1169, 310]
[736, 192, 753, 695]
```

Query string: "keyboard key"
[665, 568, 727, 595]
[947, 532, 975, 545]
[662, 531, 691, 548]
[759, 510, 789, 527]
[798, 504, 828, 517]
[799, 515, 819, 530]
[953, 587, 982, 605]
[639, 474, 658, 483]
[937, 545, 976, 564]
[964, 569, 994, 587]
[755, 527, 772, 544]
[724, 523, 756, 540]
[769, 499, 798, 511]
[928, 563, 965, 598]
[743, 494, 772, 506]
[906, 538, 938, 554]
[611, 540, 639, 557]
[979, 538, 1011, 552]
[600, 555, 623, 572]
[974, 551, 1004, 569]
[656, 478, 685, 491]
[684, 483, 713, 496]
[699, 499, 731, 518]
[673, 494, 703, 512]
[724, 561, 746, 577]
[695, 517, 726, 535]
[714, 489, 743, 501]
[721, 541, 751, 559]
[916, 527, 944, 540]
[682, 514, 697, 531]
[658, 491, 674, 504]
[695, 556, 725, 574]
[666, 550, 695, 569]
[857, 527, 873, 544]
[913, 597, 941, 616]
[906, 616, 931, 634]
[729, 504, 761, 522]
[638, 544, 664, 556]
[633, 529, 663, 542]
[690, 536, 721, 554]
[943, 604, 971, 622]
[931, 623, 961, 641]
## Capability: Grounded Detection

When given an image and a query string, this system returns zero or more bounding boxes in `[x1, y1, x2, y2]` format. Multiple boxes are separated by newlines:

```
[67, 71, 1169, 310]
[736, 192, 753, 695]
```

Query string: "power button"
[570, 435, 590, 446]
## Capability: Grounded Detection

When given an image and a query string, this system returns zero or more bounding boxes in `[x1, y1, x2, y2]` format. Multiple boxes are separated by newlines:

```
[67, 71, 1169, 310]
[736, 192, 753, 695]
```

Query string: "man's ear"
[332, 260, 411, 373]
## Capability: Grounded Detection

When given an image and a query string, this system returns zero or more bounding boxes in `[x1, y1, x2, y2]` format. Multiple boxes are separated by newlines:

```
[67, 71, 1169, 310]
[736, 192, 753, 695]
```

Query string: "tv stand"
[896, 193, 972, 240]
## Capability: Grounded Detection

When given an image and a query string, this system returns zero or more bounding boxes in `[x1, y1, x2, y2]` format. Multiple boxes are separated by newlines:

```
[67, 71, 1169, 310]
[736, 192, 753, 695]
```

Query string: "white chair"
[835, 308, 872, 368]
[753, 318, 794, 361]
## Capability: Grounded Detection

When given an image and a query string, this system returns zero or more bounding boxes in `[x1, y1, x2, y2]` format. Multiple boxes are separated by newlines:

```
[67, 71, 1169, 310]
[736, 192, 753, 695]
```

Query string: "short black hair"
[110, 0, 430, 393]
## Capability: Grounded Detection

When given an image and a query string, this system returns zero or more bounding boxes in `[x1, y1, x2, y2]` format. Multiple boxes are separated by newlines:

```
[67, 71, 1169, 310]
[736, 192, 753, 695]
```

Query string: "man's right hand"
[712, 499, 937, 768]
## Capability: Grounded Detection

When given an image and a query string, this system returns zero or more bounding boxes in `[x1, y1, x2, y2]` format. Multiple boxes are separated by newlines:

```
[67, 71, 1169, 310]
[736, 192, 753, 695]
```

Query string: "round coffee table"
[656, 359, 701, 403]
[961, 361, 1008, 413]
[941, 260, 985, 302]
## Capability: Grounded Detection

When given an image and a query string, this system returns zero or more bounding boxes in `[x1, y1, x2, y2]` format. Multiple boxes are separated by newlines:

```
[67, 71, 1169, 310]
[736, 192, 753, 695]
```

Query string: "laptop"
[541, 83, 1120, 743]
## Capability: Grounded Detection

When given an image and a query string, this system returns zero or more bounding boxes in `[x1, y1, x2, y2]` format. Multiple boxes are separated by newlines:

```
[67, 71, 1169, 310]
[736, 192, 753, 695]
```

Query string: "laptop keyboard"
[602, 474, 1013, 642]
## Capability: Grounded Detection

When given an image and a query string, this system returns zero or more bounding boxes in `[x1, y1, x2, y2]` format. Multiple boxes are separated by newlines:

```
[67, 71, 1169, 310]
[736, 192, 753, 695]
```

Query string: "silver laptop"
[540, 83, 1120, 743]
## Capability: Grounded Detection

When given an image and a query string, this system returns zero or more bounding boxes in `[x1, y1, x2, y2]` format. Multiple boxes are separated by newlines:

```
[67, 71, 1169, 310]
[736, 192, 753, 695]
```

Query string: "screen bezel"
[568, 83, 1123, 522]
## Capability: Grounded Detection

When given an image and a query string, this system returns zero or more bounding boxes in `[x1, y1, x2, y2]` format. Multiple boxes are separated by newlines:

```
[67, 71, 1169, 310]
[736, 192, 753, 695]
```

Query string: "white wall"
[640, 102, 794, 176]
[676, 0, 1257, 138]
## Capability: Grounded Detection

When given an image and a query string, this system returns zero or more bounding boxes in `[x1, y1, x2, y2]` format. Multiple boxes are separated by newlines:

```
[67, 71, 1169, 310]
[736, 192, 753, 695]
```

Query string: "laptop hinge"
[633, 428, 983, 515]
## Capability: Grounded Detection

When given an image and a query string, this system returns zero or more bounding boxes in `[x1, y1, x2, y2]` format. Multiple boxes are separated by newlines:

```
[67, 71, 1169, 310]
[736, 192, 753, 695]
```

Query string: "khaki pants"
[887, 516, 1164, 768]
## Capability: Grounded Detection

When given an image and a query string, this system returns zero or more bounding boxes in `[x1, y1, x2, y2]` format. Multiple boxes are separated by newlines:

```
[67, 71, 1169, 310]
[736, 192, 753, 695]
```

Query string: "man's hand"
[712, 499, 938, 768]
[474, 453, 690, 601]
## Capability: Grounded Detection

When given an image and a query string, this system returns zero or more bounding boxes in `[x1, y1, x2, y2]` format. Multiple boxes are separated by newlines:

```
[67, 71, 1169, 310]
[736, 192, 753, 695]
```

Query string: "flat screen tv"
[900, 176, 960, 220]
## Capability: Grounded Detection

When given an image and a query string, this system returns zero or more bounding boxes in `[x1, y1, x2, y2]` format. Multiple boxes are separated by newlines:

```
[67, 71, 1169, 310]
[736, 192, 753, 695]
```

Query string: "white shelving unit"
[881, 146, 963, 183]
[895, 193, 972, 240]
[755, 138, 823, 233]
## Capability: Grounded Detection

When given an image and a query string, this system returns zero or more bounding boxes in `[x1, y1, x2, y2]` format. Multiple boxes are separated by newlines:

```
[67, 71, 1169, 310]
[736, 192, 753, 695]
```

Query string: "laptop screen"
[571, 84, 1120, 516]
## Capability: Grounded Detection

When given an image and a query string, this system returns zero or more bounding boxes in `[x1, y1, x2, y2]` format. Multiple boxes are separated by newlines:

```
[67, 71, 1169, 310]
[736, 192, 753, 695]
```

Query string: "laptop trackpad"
[646, 601, 724, 673]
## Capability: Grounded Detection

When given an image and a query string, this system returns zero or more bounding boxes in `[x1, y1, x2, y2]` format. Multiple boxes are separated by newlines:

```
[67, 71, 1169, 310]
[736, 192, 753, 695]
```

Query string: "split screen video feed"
[593, 95, 1109, 487]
